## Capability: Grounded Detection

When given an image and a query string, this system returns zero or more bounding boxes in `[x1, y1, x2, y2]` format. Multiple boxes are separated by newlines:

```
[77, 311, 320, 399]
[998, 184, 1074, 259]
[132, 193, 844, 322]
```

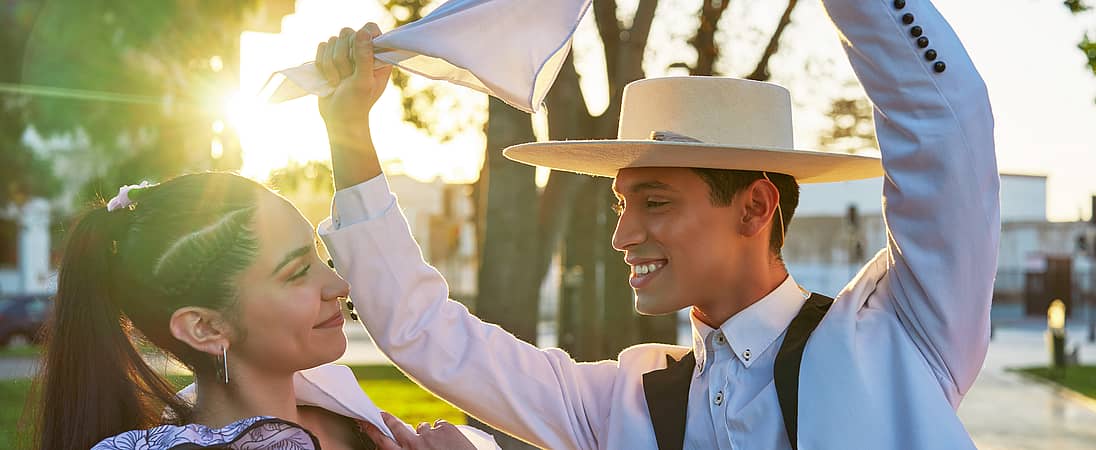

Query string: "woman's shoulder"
[91, 416, 321, 450]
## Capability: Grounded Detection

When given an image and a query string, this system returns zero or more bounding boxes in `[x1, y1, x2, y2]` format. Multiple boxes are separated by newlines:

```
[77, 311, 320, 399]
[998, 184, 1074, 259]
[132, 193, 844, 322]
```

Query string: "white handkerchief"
[267, 0, 592, 113]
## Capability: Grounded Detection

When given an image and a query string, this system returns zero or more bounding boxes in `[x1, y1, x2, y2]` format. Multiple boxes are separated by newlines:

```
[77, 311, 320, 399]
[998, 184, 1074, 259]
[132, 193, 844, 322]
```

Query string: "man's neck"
[693, 261, 790, 328]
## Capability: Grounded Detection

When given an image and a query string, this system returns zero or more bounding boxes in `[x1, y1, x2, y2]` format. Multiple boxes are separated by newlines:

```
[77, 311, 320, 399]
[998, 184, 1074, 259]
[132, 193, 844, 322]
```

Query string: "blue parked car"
[0, 294, 51, 348]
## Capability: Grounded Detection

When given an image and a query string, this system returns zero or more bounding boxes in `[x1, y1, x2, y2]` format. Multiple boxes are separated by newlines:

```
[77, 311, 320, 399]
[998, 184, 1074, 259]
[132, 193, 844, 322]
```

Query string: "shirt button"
[893, 0, 906, 9]
[715, 332, 726, 345]
[714, 391, 724, 406]
[743, 349, 752, 361]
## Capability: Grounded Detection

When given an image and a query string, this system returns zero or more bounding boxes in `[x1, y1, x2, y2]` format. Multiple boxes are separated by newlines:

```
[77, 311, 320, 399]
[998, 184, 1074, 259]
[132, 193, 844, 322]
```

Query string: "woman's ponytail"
[34, 208, 185, 450]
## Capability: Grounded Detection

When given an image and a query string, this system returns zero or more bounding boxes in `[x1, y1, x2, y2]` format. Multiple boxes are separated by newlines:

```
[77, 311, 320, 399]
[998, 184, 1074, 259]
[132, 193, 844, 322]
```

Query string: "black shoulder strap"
[774, 293, 835, 450]
[642, 352, 695, 450]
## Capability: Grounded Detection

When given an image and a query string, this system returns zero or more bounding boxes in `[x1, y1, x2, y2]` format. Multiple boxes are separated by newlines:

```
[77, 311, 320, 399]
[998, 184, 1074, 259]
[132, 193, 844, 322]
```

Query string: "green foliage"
[0, 2, 59, 206]
[1081, 33, 1096, 77]
[1064, 0, 1092, 14]
[1061, 0, 1096, 101]
[10, 0, 257, 208]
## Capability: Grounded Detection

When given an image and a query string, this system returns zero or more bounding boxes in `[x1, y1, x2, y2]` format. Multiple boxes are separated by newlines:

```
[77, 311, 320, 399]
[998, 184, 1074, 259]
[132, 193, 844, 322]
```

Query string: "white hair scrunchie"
[106, 181, 153, 212]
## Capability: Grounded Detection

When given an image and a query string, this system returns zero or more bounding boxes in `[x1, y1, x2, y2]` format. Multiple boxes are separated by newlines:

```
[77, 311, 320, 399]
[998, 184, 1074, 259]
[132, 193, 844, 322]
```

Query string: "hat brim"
[503, 140, 883, 183]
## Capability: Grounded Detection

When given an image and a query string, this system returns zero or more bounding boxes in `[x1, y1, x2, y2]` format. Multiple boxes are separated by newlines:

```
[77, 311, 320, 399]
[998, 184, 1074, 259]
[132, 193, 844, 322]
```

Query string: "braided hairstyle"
[34, 172, 267, 450]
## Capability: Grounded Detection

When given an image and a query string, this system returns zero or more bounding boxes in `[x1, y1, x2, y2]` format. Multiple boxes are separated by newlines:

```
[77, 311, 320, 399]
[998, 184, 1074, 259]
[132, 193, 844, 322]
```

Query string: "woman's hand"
[361, 412, 477, 450]
[314, 23, 394, 189]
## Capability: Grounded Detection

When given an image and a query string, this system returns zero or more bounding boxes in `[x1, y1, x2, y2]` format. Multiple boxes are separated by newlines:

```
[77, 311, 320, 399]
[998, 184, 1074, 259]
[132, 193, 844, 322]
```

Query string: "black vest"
[641, 293, 834, 450]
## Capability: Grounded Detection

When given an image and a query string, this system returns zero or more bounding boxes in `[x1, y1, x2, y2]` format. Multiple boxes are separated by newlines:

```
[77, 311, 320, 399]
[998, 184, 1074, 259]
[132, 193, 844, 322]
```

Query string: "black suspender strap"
[773, 293, 835, 450]
[642, 352, 696, 450]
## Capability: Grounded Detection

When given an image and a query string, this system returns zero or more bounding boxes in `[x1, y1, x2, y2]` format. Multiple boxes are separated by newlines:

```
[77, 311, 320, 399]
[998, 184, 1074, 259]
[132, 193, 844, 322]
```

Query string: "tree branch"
[689, 0, 731, 75]
[746, 0, 799, 81]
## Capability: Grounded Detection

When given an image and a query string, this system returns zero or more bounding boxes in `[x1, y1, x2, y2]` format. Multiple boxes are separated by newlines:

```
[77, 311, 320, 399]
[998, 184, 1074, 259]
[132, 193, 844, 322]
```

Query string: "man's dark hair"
[690, 168, 800, 258]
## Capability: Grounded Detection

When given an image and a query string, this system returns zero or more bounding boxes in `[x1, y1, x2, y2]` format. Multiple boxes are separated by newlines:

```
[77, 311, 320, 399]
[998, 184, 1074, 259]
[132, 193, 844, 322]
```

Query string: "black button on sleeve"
[910, 26, 923, 37]
[902, 13, 915, 25]
[327, 259, 335, 268]
[933, 61, 947, 73]
[924, 49, 938, 61]
[917, 36, 930, 48]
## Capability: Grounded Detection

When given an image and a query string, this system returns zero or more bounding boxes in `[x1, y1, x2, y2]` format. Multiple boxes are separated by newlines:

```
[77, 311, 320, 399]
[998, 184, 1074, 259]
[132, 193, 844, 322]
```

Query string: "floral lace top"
[91, 416, 322, 450]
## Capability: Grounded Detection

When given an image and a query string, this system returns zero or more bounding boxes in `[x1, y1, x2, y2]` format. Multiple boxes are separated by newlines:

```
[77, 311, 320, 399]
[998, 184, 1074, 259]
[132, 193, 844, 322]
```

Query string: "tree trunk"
[470, 97, 541, 450]
[559, 178, 608, 360]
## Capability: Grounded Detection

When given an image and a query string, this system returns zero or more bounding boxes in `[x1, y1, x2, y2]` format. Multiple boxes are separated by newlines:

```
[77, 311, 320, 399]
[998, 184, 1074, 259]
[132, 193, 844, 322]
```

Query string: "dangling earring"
[217, 346, 230, 385]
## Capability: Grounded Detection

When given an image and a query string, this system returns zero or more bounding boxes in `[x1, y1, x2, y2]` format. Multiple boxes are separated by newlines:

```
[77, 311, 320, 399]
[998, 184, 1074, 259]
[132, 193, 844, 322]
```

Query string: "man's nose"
[611, 210, 644, 252]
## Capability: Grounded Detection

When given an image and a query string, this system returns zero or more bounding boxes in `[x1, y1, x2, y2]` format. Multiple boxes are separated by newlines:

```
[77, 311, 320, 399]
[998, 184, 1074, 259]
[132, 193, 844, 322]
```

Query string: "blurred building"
[388, 175, 478, 299]
[782, 173, 1086, 309]
[0, 199, 51, 295]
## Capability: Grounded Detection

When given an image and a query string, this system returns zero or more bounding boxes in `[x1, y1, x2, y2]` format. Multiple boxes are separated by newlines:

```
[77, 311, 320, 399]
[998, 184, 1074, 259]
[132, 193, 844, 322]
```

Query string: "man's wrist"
[327, 124, 383, 189]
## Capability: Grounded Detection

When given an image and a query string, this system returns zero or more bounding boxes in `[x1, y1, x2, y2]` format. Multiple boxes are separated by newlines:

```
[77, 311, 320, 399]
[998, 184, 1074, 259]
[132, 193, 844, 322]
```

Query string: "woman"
[34, 24, 480, 450]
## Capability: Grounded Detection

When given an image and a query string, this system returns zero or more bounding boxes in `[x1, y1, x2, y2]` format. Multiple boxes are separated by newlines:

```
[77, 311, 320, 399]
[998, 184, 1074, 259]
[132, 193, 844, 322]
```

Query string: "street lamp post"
[1048, 299, 1067, 378]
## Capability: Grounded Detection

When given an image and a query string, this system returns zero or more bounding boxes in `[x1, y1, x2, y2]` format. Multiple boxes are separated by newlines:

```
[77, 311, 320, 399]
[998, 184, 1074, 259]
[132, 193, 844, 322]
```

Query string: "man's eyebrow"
[628, 181, 673, 193]
[271, 245, 311, 276]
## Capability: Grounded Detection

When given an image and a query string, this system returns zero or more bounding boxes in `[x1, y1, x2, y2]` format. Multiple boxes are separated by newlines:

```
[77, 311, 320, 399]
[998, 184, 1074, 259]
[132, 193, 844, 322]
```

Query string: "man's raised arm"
[822, 0, 1000, 400]
[316, 24, 615, 450]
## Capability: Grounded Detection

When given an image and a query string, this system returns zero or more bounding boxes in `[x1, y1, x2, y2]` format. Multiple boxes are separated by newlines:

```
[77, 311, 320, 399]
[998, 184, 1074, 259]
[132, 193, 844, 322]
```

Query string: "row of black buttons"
[893, 0, 946, 73]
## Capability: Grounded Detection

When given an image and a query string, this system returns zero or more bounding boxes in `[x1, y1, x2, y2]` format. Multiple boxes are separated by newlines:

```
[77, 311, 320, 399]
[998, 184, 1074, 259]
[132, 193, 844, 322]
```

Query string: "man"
[317, 0, 999, 447]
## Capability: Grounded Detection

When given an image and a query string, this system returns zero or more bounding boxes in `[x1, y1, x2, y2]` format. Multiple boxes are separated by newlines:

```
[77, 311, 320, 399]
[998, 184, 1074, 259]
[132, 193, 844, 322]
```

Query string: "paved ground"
[5, 311, 1096, 449]
[959, 321, 1096, 449]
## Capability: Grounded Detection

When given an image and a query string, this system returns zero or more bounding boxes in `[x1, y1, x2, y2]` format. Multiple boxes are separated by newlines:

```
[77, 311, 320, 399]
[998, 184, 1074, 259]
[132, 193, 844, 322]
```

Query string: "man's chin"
[634, 293, 683, 316]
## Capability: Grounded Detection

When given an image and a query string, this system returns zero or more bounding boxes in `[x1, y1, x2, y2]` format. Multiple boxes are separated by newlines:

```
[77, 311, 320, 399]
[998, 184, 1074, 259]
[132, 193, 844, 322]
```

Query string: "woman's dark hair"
[33, 172, 267, 450]
[690, 168, 800, 258]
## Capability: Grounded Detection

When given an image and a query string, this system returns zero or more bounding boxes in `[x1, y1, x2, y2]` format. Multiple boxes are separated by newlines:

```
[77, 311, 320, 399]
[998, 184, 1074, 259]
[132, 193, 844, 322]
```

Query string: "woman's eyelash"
[289, 264, 312, 281]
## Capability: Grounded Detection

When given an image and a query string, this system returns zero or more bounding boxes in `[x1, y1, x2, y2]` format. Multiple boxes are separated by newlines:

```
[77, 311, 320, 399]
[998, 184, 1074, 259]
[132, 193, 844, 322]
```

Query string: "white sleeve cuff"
[330, 174, 396, 230]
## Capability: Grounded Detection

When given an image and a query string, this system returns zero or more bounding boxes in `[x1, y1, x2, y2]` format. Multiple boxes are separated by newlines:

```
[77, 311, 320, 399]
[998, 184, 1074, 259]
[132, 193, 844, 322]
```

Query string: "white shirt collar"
[689, 274, 809, 372]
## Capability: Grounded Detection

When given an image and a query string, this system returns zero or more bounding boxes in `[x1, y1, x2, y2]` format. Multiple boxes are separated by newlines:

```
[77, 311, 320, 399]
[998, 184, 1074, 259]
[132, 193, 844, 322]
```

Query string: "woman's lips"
[314, 310, 345, 329]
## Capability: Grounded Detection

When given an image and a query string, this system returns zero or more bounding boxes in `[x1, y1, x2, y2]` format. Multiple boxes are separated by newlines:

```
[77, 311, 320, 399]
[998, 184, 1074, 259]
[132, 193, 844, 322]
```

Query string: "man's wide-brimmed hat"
[503, 77, 883, 183]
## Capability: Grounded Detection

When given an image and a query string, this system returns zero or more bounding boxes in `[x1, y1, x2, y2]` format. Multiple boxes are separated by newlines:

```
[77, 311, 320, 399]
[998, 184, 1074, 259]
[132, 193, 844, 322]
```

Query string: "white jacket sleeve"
[823, 0, 1000, 396]
[319, 181, 617, 450]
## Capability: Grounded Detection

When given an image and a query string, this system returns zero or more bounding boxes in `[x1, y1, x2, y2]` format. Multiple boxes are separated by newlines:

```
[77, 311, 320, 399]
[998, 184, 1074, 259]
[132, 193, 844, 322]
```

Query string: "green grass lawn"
[1015, 365, 1096, 399]
[0, 345, 41, 359]
[0, 364, 463, 449]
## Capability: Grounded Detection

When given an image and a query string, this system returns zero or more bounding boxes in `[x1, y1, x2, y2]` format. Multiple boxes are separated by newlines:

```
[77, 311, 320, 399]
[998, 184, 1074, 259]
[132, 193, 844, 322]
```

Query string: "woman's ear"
[169, 307, 232, 356]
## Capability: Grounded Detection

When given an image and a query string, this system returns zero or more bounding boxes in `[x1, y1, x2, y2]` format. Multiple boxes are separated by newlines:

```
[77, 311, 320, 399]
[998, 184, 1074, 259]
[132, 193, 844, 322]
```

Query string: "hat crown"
[618, 77, 794, 149]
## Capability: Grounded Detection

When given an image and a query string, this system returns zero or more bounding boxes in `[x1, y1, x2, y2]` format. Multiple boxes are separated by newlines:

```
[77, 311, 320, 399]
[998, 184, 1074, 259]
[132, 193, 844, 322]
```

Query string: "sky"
[232, 0, 1096, 222]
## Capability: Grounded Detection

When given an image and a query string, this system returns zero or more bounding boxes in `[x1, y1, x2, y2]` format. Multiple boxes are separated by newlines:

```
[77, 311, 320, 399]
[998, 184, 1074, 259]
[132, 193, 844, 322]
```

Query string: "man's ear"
[738, 178, 780, 238]
[169, 307, 233, 356]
